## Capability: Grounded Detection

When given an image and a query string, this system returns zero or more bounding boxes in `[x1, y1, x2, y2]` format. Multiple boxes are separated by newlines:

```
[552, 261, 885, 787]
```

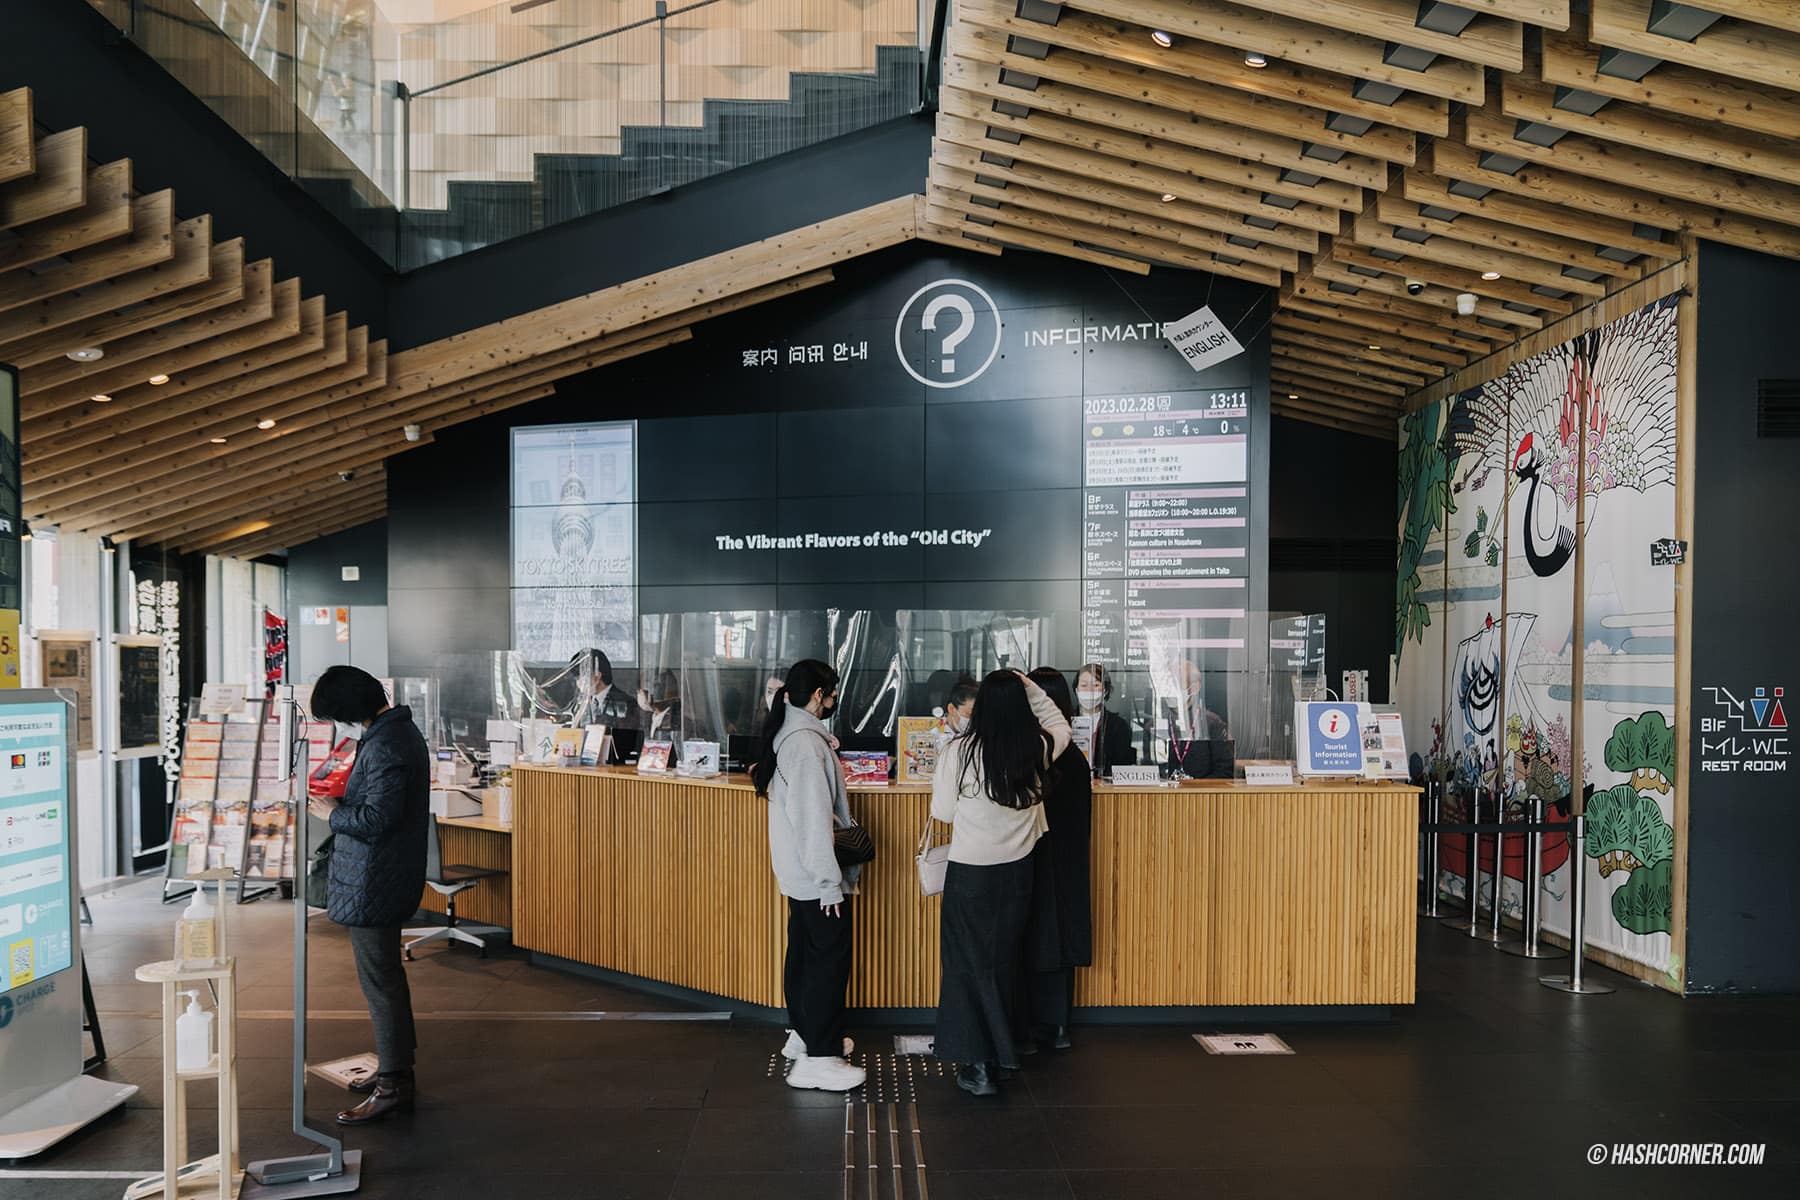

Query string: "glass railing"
[90, 0, 924, 270]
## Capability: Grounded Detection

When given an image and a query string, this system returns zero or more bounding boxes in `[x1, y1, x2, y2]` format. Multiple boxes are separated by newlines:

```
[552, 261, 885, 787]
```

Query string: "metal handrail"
[409, 0, 728, 99]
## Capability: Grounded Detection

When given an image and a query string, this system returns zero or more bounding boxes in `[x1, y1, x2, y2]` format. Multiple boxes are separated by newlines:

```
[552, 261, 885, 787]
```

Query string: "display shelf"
[135, 958, 237, 986]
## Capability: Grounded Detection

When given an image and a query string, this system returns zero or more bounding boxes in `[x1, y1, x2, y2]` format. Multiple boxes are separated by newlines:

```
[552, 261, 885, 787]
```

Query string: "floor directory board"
[0, 699, 73, 992]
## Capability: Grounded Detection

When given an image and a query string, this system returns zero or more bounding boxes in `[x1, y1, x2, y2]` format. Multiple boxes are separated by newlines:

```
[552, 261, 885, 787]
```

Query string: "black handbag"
[833, 820, 876, 867]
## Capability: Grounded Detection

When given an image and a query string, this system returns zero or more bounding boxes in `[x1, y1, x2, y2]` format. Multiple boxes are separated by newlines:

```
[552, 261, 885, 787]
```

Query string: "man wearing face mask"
[1074, 663, 1136, 777]
[304, 666, 431, 1125]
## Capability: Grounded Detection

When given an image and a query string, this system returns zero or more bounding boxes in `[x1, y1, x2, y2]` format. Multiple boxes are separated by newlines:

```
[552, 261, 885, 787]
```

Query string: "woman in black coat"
[1076, 663, 1136, 777]
[1021, 667, 1094, 1051]
[306, 666, 431, 1126]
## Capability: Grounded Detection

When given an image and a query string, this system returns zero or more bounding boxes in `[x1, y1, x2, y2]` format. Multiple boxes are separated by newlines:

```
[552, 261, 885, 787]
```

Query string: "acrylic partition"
[424, 608, 1329, 773]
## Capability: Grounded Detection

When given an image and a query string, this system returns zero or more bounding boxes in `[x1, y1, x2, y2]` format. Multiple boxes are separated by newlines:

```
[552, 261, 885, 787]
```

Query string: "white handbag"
[916, 819, 949, 896]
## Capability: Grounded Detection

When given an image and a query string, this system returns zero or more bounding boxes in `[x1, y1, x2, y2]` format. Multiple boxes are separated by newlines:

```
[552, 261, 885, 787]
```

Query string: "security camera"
[338, 470, 356, 482]
[1405, 279, 1425, 296]
[402, 423, 422, 442]
[1455, 292, 1478, 316]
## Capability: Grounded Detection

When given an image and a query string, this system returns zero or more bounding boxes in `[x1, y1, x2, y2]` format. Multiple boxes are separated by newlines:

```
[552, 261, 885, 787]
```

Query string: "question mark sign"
[922, 294, 976, 374]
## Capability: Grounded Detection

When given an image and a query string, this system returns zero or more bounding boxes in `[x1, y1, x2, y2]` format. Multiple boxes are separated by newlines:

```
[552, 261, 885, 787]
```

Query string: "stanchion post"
[1526, 798, 1544, 953]
[1490, 799, 1507, 941]
[1541, 813, 1615, 994]
[1422, 780, 1441, 917]
[1463, 785, 1483, 937]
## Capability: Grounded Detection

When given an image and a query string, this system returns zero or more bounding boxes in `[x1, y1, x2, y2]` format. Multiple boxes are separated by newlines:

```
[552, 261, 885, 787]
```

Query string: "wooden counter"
[508, 765, 1418, 1010]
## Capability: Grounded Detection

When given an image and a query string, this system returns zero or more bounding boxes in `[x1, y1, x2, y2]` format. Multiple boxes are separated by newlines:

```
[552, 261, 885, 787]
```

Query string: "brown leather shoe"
[345, 1074, 378, 1095]
[336, 1075, 414, 1124]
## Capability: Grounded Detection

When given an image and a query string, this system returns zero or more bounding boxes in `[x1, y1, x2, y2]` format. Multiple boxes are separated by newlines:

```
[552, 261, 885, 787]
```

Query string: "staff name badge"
[1163, 304, 1245, 372]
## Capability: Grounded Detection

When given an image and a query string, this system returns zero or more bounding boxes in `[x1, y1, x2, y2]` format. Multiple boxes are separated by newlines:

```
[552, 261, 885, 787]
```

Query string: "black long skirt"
[935, 854, 1053, 1069]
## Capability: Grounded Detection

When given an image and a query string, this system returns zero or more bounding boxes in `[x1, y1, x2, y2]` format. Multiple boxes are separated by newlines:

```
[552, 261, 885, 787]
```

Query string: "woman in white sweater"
[930, 670, 1071, 1096]
[756, 659, 866, 1093]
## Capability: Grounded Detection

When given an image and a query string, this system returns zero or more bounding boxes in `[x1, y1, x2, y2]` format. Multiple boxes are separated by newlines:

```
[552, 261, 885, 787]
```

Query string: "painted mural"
[1394, 299, 1679, 974]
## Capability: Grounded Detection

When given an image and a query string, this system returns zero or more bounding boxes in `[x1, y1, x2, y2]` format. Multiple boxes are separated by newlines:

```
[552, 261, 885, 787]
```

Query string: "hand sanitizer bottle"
[175, 885, 217, 967]
[175, 990, 214, 1072]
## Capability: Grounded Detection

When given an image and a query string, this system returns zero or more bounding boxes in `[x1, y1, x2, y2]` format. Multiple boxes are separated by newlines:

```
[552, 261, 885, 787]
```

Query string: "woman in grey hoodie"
[754, 659, 866, 1092]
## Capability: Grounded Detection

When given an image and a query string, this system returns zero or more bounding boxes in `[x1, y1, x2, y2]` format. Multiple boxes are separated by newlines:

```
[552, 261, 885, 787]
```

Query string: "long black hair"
[1028, 667, 1074, 721]
[752, 658, 840, 798]
[956, 670, 1050, 810]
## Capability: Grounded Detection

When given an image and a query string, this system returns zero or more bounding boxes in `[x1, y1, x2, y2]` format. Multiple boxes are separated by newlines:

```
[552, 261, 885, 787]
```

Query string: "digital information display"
[0, 703, 72, 995]
[1081, 390, 1250, 668]
[511, 422, 637, 665]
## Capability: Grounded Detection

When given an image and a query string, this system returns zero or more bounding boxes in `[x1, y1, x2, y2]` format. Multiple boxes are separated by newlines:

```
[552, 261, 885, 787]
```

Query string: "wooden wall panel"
[510, 767, 1418, 1010]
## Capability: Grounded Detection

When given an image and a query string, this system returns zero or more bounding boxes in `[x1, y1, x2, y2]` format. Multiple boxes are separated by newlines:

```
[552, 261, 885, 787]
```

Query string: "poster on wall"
[116, 636, 163, 758]
[37, 631, 96, 754]
[262, 609, 288, 698]
[1395, 299, 1679, 975]
[511, 421, 637, 665]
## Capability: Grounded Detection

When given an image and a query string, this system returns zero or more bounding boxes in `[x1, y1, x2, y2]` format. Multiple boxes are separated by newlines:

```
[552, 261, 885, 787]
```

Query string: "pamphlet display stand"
[126, 871, 241, 1200]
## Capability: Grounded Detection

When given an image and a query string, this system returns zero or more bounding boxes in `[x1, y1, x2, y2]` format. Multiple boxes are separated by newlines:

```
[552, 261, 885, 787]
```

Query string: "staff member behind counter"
[1074, 663, 1136, 776]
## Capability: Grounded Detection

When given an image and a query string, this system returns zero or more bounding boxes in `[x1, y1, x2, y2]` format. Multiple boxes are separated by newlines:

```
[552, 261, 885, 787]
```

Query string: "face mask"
[948, 712, 969, 735]
[1077, 689, 1104, 710]
[336, 721, 363, 742]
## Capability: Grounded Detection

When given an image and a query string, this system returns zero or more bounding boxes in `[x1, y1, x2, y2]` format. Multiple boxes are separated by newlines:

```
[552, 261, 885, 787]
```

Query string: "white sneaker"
[786, 1054, 866, 1092]
[782, 1029, 854, 1059]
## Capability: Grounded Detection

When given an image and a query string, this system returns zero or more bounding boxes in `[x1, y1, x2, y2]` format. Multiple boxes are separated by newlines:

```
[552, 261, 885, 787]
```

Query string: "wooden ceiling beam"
[1501, 76, 1800, 189]
[1402, 162, 1681, 259]
[916, 221, 1005, 256]
[954, 11, 1418, 168]
[958, 0, 1449, 135]
[213, 498, 394, 560]
[1278, 297, 1476, 364]
[0, 222, 226, 366]
[1271, 356, 1410, 401]
[0, 192, 175, 315]
[1326, 242, 1553, 326]
[1064, 0, 1486, 101]
[930, 162, 1301, 274]
[0, 88, 31, 184]
[1462, 106, 1800, 250]
[939, 84, 1365, 216]
[24, 267, 288, 414]
[1346, 209, 1605, 300]
[1284, 271, 1507, 347]
[1539, 29, 1800, 141]
[934, 111, 1341, 234]
[1270, 378, 1405, 420]
[0, 127, 85, 228]
[1374, 189, 1640, 275]
[1693, 1, 1800, 35]
[926, 194, 1211, 278]
[144, 464, 391, 547]
[1272, 315, 1459, 374]
[933, 139, 1320, 254]
[195, 489, 388, 558]
[175, 474, 388, 553]
[1275, 341, 1431, 387]
[1211, 0, 1525, 70]
[1589, 0, 1800, 93]
[0, 159, 134, 275]
[1271, 398, 1398, 441]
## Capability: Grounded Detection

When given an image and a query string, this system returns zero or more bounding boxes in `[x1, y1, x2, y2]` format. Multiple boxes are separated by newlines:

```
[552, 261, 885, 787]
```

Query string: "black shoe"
[955, 1062, 998, 1097]
[336, 1074, 414, 1124]
[1050, 1026, 1072, 1051]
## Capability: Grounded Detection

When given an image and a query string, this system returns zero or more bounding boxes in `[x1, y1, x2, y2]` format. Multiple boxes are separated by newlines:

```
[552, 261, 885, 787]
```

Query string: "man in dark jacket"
[306, 666, 430, 1125]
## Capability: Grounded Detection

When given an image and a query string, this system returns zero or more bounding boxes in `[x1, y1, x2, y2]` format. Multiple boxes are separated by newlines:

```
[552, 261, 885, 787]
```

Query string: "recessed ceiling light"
[1160, 193, 1177, 203]
[210, 436, 228, 444]
[1150, 30, 1174, 49]
[1480, 270, 1502, 280]
[1244, 51, 1268, 68]
[66, 347, 104, 363]
[257, 418, 277, 430]
[89, 393, 112, 403]
[1287, 394, 1299, 400]
[148, 373, 169, 385]
[1368, 344, 1381, 351]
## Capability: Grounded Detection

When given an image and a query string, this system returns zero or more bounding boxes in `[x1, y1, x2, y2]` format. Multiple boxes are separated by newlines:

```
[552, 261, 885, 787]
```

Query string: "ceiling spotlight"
[1287, 393, 1299, 400]
[1244, 51, 1268, 68]
[66, 347, 104, 363]
[210, 436, 228, 444]
[257, 418, 277, 430]
[89, 393, 112, 403]
[148, 373, 170, 386]
[1480, 270, 1502, 280]
[1367, 344, 1381, 351]
[1160, 192, 1177, 203]
[1150, 30, 1174, 48]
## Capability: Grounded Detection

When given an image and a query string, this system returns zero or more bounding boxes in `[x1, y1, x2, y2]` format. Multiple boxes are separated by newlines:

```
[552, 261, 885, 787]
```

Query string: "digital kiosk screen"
[0, 703, 73, 994]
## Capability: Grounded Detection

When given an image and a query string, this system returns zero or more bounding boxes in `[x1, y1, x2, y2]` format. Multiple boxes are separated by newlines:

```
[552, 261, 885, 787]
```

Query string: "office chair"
[403, 816, 507, 960]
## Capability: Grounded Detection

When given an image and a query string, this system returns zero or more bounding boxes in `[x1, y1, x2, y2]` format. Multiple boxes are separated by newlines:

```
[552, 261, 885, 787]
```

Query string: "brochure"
[1374, 711, 1409, 779]
[1071, 715, 1098, 763]
[637, 740, 673, 774]
[580, 724, 611, 768]
[551, 727, 585, 763]
[896, 717, 941, 783]
[840, 750, 891, 787]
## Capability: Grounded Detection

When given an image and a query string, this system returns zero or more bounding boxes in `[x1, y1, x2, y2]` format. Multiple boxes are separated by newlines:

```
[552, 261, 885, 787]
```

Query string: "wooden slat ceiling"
[922, 0, 1800, 439]
[12, 1, 1799, 552]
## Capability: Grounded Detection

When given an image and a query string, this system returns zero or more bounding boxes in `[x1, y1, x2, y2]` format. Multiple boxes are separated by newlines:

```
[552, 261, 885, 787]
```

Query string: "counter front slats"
[510, 765, 1417, 1009]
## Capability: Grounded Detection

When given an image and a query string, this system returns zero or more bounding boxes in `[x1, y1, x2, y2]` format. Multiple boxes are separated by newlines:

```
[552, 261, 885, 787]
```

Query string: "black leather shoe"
[955, 1062, 998, 1097]
[1050, 1026, 1072, 1051]
[336, 1075, 414, 1124]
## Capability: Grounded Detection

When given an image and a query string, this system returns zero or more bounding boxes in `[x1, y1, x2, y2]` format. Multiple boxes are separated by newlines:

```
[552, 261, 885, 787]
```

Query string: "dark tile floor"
[6, 878, 1798, 1199]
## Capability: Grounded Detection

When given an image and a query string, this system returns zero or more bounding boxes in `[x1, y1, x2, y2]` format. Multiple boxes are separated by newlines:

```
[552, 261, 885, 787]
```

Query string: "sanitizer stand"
[242, 689, 362, 1197]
